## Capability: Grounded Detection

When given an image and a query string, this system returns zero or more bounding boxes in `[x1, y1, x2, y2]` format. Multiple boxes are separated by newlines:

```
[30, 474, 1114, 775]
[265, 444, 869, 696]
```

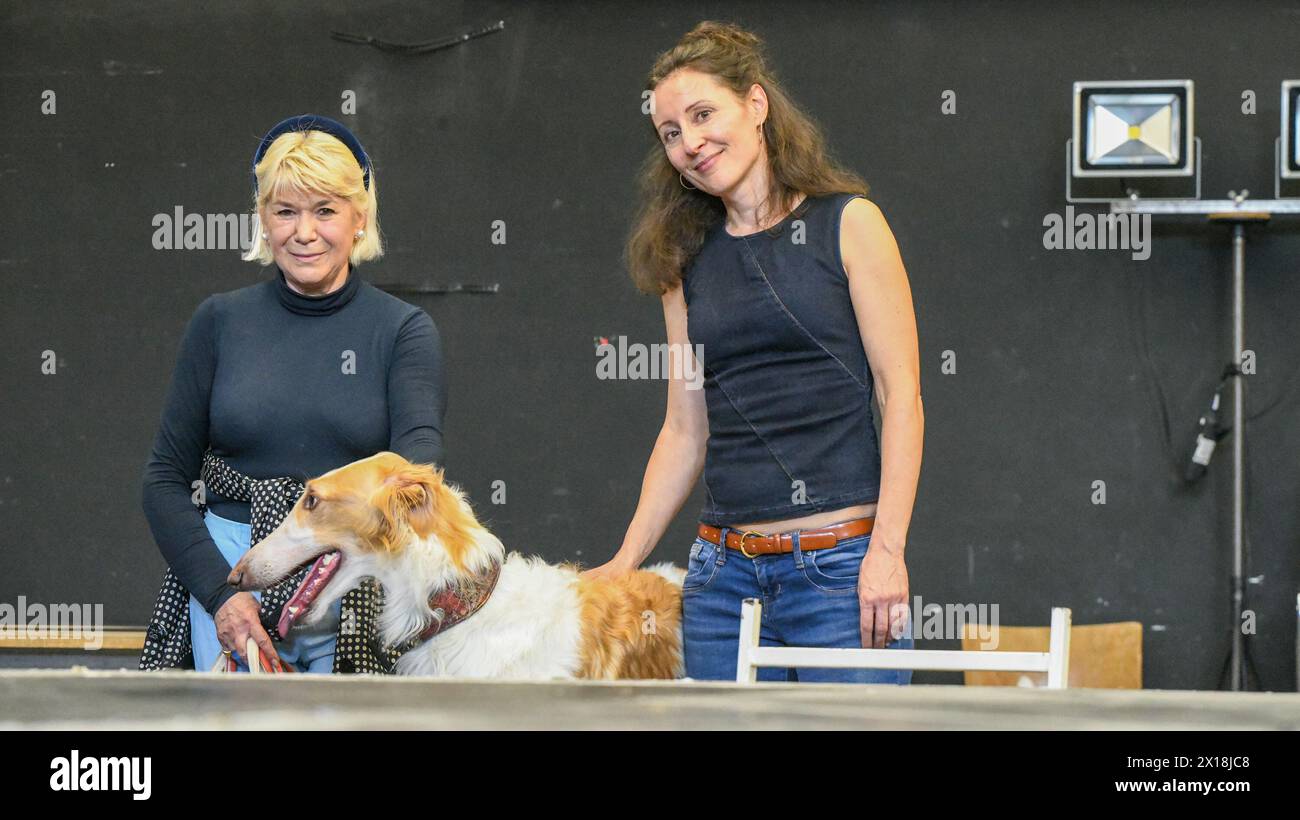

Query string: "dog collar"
[388, 559, 503, 663]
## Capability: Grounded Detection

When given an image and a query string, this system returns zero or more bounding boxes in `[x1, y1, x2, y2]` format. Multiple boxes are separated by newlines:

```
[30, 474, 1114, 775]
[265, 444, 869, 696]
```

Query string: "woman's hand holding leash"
[215, 591, 284, 672]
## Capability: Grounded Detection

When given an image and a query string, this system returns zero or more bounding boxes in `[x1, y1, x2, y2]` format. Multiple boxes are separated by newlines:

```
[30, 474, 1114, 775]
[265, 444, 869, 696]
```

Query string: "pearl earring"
[355, 230, 365, 240]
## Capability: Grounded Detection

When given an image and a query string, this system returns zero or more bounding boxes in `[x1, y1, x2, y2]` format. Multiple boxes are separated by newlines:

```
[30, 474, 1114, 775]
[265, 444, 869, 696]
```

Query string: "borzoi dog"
[227, 452, 684, 679]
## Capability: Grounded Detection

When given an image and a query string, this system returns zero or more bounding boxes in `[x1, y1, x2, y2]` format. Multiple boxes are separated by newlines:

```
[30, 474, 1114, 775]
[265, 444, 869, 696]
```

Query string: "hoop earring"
[679, 173, 697, 191]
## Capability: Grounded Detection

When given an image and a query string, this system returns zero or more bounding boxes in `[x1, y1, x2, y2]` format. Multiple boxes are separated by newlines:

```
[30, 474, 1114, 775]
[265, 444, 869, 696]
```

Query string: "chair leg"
[735, 598, 762, 683]
[1047, 607, 1072, 689]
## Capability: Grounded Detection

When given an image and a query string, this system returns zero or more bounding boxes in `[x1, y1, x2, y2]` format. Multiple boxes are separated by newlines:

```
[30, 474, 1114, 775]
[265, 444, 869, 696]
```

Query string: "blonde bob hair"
[242, 129, 384, 267]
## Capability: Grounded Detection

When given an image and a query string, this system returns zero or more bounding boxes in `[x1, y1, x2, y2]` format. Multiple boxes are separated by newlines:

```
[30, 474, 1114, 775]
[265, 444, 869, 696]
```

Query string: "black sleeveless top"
[682, 193, 881, 526]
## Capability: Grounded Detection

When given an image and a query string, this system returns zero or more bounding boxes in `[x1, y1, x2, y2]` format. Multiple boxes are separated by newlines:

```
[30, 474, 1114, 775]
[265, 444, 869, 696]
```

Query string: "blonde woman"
[140, 115, 445, 674]
[586, 24, 923, 683]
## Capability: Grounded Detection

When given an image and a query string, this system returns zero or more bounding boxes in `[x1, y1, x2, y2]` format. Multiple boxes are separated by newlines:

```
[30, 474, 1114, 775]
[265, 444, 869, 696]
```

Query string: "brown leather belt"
[697, 517, 874, 558]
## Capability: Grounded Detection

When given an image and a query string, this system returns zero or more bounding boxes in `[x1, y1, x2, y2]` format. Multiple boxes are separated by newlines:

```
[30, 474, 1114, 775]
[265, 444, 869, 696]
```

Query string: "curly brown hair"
[625, 21, 869, 295]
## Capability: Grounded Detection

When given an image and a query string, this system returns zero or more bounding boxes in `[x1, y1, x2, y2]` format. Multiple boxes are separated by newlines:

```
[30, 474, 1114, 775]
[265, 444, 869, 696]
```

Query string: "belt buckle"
[736, 530, 766, 559]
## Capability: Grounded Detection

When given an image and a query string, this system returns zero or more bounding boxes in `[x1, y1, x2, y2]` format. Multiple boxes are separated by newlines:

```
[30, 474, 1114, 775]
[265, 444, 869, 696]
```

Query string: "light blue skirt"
[188, 509, 342, 673]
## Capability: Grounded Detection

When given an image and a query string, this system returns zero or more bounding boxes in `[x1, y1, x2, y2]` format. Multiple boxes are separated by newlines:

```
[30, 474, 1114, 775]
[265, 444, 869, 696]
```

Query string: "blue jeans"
[189, 509, 341, 674]
[683, 530, 913, 684]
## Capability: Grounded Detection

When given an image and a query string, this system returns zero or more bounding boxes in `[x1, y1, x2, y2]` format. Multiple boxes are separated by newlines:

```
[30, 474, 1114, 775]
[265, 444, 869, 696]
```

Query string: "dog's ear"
[372, 463, 443, 551]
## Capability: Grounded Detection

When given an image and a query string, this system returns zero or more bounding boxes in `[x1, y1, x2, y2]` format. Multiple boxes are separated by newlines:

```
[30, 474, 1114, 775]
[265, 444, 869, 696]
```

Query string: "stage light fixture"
[1280, 80, 1300, 179]
[1073, 80, 1194, 177]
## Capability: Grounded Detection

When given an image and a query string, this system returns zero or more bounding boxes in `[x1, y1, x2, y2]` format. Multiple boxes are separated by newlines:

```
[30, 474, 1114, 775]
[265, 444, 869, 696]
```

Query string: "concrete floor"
[2, 669, 1299, 729]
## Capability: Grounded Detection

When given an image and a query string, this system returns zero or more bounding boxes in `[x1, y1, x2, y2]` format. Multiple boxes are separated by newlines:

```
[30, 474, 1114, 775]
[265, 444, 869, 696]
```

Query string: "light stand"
[1111, 193, 1300, 690]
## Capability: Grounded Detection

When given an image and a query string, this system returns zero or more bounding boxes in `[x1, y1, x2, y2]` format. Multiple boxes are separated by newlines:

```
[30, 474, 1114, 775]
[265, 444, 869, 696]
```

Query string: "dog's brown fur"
[572, 570, 684, 679]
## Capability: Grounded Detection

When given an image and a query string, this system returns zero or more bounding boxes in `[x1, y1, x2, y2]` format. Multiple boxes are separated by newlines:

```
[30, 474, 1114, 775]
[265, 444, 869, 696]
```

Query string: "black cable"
[373, 283, 500, 295]
[330, 19, 505, 55]
[1245, 356, 1300, 421]
[1128, 266, 1182, 480]
[1130, 254, 1271, 690]
[1240, 416, 1265, 690]
[1208, 365, 1268, 691]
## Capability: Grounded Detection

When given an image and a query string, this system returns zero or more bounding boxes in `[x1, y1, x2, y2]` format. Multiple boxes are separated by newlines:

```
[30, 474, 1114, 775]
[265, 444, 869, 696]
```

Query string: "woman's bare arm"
[583, 285, 708, 576]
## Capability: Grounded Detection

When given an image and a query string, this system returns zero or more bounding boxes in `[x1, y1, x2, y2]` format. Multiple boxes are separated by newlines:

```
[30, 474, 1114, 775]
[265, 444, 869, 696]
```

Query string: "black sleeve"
[387, 309, 446, 466]
[140, 297, 239, 617]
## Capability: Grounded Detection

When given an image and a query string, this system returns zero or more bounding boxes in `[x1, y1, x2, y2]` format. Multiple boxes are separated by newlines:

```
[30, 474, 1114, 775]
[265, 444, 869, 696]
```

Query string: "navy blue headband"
[251, 114, 371, 192]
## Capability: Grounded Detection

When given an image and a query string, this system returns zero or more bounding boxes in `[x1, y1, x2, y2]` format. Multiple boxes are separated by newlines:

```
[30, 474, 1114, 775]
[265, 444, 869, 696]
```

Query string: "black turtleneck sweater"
[141, 266, 446, 616]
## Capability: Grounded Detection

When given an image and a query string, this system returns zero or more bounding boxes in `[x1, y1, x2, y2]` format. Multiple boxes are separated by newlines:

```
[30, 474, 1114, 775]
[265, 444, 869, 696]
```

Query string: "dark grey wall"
[2, 0, 1298, 690]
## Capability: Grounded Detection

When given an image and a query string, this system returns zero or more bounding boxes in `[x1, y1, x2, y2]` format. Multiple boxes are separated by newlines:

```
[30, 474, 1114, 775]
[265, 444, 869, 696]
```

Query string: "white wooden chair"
[734, 598, 1073, 688]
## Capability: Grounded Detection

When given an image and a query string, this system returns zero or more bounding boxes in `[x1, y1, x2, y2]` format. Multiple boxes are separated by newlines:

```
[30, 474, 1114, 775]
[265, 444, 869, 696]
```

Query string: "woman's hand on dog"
[215, 592, 283, 672]
[580, 555, 637, 581]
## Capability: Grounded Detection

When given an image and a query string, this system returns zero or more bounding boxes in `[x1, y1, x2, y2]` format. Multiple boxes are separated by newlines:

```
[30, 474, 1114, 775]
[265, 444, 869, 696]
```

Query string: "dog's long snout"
[227, 561, 247, 590]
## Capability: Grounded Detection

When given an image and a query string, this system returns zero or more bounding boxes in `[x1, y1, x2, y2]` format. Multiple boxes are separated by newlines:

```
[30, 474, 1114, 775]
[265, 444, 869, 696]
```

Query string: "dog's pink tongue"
[277, 551, 342, 636]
